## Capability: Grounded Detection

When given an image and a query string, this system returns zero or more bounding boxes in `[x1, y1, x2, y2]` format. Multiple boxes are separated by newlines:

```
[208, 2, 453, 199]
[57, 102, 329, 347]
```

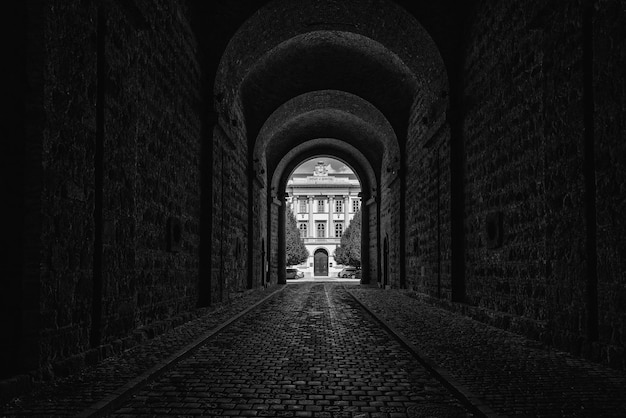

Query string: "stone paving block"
[350, 286, 626, 417]
[97, 284, 473, 417]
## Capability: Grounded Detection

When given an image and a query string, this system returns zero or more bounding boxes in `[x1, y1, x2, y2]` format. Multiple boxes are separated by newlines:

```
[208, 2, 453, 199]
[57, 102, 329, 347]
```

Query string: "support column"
[344, 194, 350, 230]
[277, 197, 286, 285]
[308, 196, 314, 238]
[582, 0, 598, 342]
[328, 196, 334, 238]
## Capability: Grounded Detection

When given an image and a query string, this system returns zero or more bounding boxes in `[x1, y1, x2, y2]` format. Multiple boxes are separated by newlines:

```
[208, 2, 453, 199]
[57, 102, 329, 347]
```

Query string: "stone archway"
[213, 0, 450, 292]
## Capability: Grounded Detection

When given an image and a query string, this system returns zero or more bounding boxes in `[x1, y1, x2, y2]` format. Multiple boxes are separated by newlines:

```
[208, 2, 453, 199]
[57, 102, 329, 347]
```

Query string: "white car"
[286, 268, 304, 279]
[338, 267, 358, 278]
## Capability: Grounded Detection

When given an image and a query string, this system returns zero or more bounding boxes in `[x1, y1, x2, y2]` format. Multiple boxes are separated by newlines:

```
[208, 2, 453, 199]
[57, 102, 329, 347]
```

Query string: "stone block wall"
[379, 167, 401, 287]
[366, 201, 378, 284]
[36, 1, 98, 376]
[100, 0, 202, 346]
[459, 0, 626, 367]
[10, 0, 206, 378]
[464, 0, 551, 319]
[211, 123, 250, 301]
[405, 86, 451, 298]
[594, 0, 626, 368]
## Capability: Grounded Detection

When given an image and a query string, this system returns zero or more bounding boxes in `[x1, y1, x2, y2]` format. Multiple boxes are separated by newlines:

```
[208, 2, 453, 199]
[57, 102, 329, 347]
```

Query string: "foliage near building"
[286, 209, 309, 265]
[334, 210, 361, 267]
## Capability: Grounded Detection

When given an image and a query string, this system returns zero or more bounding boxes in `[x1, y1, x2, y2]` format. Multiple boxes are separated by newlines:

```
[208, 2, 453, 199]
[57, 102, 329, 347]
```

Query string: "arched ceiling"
[213, 0, 448, 191]
[256, 90, 396, 181]
[240, 31, 418, 143]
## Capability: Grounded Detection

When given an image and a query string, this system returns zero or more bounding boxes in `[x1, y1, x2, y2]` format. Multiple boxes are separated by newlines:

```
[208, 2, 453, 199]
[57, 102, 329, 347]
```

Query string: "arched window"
[335, 222, 343, 237]
[316, 222, 326, 238]
[299, 223, 308, 238]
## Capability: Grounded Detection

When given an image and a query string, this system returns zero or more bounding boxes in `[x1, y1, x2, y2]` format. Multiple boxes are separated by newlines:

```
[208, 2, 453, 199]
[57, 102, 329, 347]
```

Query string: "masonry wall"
[463, 0, 551, 324]
[212, 101, 256, 293]
[405, 86, 451, 298]
[36, 1, 98, 377]
[10, 0, 206, 378]
[211, 120, 251, 301]
[461, 0, 626, 368]
[379, 164, 401, 287]
[593, 0, 626, 368]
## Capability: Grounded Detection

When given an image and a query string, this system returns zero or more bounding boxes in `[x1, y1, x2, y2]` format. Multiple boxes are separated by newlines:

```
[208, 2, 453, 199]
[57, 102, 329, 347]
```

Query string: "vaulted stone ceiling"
[209, 0, 452, 192]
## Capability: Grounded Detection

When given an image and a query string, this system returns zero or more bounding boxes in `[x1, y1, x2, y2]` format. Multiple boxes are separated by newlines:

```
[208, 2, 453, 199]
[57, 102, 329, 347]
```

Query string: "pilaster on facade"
[286, 164, 361, 272]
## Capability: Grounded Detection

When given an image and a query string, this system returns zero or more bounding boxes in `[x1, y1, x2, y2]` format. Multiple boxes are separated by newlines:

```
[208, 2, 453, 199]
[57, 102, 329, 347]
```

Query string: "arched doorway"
[314, 249, 329, 276]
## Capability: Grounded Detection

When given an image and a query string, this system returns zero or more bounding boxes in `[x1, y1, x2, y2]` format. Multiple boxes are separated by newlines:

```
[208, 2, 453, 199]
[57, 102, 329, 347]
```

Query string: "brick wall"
[464, 0, 551, 319]
[405, 85, 451, 298]
[20, 0, 206, 377]
[211, 122, 250, 301]
[36, 1, 98, 375]
[594, 0, 626, 368]
[459, 0, 626, 367]
[380, 167, 401, 287]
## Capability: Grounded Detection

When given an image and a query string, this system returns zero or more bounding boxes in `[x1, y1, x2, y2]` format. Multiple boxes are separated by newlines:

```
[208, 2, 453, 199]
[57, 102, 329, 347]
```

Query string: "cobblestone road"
[350, 287, 626, 418]
[4, 281, 625, 417]
[109, 283, 472, 417]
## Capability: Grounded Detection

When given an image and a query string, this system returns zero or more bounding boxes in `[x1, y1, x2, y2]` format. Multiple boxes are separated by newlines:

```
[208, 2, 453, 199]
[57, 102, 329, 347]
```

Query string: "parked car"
[286, 268, 304, 279]
[338, 267, 359, 278]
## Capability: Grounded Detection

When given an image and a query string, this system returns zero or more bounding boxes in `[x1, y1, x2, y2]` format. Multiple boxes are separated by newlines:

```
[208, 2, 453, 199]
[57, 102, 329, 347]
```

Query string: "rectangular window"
[335, 222, 343, 237]
[299, 200, 307, 213]
[352, 199, 360, 213]
[317, 199, 325, 213]
[335, 199, 343, 213]
[316, 222, 325, 238]
[299, 223, 308, 238]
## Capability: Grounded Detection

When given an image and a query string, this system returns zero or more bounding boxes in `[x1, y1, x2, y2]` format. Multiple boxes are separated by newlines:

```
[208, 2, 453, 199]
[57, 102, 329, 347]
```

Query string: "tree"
[285, 209, 309, 266]
[334, 209, 361, 267]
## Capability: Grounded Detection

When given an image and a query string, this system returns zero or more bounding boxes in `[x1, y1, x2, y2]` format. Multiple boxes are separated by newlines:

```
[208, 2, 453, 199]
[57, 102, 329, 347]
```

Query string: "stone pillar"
[328, 196, 334, 238]
[344, 194, 350, 230]
[277, 197, 286, 284]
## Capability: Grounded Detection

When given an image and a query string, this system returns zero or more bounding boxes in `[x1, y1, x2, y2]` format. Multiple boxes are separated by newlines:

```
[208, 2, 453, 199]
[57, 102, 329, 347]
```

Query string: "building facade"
[286, 162, 361, 276]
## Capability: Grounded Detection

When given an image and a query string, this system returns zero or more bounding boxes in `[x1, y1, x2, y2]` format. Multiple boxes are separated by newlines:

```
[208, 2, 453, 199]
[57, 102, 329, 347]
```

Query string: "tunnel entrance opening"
[214, 0, 451, 292]
[285, 156, 363, 280]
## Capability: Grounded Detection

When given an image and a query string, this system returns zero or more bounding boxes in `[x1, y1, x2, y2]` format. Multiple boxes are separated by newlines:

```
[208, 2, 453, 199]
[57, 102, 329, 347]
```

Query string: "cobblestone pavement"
[4, 283, 624, 417]
[349, 287, 626, 418]
[1, 285, 282, 417]
[109, 283, 472, 417]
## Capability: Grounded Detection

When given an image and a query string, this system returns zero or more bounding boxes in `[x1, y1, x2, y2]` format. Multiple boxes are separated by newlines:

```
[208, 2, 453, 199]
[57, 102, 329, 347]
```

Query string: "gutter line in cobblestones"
[75, 285, 285, 418]
[346, 286, 503, 418]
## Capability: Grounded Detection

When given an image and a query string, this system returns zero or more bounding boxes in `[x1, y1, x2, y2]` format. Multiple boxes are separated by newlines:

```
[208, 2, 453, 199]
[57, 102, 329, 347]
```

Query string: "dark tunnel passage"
[1, 0, 626, 394]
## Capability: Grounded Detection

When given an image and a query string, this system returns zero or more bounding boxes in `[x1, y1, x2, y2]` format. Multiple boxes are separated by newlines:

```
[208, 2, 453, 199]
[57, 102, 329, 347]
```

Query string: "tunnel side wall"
[405, 78, 451, 298]
[463, 0, 554, 333]
[14, 0, 206, 378]
[594, 0, 626, 368]
[460, 0, 626, 367]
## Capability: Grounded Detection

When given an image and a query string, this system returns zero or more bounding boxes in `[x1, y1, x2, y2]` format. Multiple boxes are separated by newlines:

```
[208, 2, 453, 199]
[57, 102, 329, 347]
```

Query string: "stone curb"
[346, 286, 503, 418]
[74, 285, 285, 418]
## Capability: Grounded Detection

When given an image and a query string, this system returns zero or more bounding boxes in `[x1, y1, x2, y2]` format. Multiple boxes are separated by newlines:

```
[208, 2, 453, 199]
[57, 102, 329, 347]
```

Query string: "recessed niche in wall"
[167, 216, 182, 253]
[485, 211, 504, 249]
